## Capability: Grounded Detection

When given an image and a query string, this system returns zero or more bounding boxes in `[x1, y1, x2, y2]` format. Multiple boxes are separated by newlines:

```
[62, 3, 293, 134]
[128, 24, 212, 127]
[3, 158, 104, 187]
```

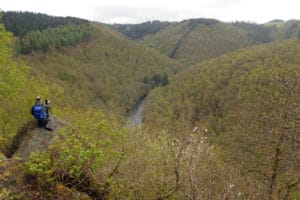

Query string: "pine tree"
[143, 76, 149, 84]
[161, 73, 169, 86]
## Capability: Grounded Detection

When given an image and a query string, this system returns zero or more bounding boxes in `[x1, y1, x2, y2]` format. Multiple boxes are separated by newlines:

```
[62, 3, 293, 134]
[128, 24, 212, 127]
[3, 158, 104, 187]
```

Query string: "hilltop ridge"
[110, 18, 300, 66]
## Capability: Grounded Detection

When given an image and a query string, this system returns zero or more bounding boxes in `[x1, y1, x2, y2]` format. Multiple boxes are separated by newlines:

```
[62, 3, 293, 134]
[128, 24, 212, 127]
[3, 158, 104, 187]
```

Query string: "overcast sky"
[0, 0, 299, 24]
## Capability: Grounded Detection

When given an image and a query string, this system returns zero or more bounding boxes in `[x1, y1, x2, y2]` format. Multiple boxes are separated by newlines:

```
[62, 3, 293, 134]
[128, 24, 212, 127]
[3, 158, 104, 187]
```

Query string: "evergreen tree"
[161, 73, 169, 86]
[152, 74, 161, 86]
[143, 76, 149, 84]
[1, 11, 88, 36]
[17, 24, 91, 54]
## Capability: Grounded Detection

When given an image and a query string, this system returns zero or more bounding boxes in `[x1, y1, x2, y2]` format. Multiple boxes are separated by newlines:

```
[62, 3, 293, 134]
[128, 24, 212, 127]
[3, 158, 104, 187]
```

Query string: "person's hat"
[36, 96, 41, 100]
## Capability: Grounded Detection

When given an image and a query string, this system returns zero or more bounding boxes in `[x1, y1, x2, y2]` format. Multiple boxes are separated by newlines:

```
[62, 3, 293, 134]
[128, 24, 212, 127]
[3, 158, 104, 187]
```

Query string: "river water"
[126, 97, 146, 127]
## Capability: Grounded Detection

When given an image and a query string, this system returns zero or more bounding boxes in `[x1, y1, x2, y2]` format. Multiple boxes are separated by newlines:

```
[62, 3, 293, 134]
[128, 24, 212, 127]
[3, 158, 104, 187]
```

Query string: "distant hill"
[144, 19, 253, 66]
[142, 18, 255, 65]
[5, 12, 300, 68]
[143, 39, 300, 130]
[1, 11, 88, 36]
[110, 18, 300, 66]
[267, 19, 300, 40]
[234, 19, 300, 42]
[232, 21, 272, 43]
[109, 20, 172, 40]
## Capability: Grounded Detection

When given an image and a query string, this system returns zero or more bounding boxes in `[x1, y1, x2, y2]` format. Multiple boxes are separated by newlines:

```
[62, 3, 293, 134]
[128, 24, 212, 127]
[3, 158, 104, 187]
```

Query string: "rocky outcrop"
[13, 116, 66, 160]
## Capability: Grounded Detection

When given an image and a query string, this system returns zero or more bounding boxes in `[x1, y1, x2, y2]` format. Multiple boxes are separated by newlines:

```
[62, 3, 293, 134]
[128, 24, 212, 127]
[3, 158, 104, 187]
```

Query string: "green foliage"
[222, 65, 300, 199]
[16, 24, 91, 54]
[19, 23, 182, 113]
[109, 123, 265, 199]
[268, 20, 300, 40]
[2, 11, 88, 37]
[143, 20, 253, 65]
[3, 13, 300, 199]
[26, 108, 124, 186]
[143, 39, 300, 198]
[233, 21, 272, 43]
[0, 20, 64, 152]
[141, 19, 300, 66]
[145, 73, 169, 88]
[161, 73, 169, 86]
[109, 20, 172, 40]
[0, 17, 12, 65]
[144, 39, 300, 132]
[26, 152, 53, 183]
[0, 188, 13, 199]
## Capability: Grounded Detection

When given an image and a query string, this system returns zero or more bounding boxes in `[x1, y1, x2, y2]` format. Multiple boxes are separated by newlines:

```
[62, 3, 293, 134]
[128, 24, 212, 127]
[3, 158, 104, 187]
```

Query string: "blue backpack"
[33, 105, 46, 119]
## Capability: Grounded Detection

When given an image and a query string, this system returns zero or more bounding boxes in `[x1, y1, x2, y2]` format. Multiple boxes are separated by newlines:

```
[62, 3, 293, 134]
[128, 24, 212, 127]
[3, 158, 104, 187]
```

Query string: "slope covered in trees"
[109, 20, 172, 40]
[233, 19, 300, 42]
[143, 39, 300, 198]
[144, 39, 300, 129]
[1, 18, 249, 200]
[129, 19, 300, 66]
[142, 19, 254, 65]
[18, 22, 182, 113]
[2, 11, 88, 36]
[1, 11, 300, 199]
[15, 23, 92, 54]
[1, 12, 92, 55]
[0, 17, 63, 154]
[0, 19, 130, 199]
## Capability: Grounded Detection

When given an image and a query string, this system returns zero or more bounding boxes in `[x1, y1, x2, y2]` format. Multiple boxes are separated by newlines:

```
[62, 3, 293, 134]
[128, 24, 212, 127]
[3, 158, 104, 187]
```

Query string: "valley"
[0, 11, 299, 200]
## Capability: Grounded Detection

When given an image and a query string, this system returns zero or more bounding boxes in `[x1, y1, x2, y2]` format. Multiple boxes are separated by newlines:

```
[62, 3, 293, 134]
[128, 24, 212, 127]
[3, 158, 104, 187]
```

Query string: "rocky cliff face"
[13, 116, 66, 160]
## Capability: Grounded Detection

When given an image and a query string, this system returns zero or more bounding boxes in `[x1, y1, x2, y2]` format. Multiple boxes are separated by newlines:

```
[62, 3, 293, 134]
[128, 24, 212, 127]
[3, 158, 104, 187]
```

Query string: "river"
[126, 97, 146, 127]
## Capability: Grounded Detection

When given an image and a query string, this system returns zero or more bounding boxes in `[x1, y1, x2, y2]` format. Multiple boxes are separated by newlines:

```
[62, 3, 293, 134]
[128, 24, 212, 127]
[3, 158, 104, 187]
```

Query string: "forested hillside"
[110, 18, 300, 44]
[1, 11, 299, 200]
[0, 19, 129, 199]
[144, 39, 299, 129]
[17, 24, 182, 113]
[118, 18, 300, 66]
[1, 11, 182, 113]
[15, 23, 92, 54]
[1, 12, 92, 54]
[142, 19, 254, 65]
[233, 19, 300, 42]
[143, 39, 300, 198]
[0, 17, 63, 154]
[2, 11, 88, 36]
[109, 20, 172, 40]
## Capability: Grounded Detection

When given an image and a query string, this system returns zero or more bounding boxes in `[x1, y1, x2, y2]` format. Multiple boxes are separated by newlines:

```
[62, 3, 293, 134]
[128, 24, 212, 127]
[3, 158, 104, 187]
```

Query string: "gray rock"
[13, 116, 66, 160]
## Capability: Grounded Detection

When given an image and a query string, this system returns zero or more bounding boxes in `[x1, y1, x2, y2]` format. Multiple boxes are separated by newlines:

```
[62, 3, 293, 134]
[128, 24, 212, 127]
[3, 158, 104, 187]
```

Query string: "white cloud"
[0, 0, 299, 24]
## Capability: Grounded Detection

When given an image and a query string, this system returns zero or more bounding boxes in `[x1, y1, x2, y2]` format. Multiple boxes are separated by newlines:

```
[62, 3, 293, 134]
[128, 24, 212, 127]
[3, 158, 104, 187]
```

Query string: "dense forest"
[113, 18, 300, 66]
[1, 12, 91, 55]
[16, 24, 92, 54]
[143, 39, 300, 199]
[2, 11, 88, 36]
[18, 22, 182, 113]
[109, 20, 172, 40]
[0, 11, 299, 200]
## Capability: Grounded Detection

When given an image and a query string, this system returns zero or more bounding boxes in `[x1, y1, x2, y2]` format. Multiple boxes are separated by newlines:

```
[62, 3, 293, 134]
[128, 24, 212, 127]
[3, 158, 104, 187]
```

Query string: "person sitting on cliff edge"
[44, 99, 52, 119]
[31, 96, 52, 131]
